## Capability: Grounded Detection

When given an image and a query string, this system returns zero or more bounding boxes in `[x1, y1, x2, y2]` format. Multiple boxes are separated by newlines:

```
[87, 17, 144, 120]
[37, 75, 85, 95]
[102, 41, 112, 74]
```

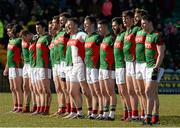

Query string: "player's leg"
[104, 71, 116, 120]
[59, 63, 70, 115]
[135, 63, 147, 120]
[9, 74, 18, 112]
[126, 62, 139, 120]
[22, 65, 31, 112]
[79, 64, 92, 116]
[13, 68, 23, 112]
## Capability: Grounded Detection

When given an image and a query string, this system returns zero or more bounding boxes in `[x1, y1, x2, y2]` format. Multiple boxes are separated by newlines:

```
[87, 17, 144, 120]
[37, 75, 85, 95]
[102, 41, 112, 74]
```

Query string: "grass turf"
[0, 93, 180, 127]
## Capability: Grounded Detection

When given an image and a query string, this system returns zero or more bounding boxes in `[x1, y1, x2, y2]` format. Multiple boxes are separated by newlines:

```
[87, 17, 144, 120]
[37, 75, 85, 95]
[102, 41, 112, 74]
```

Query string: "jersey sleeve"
[77, 32, 87, 42]
[155, 32, 164, 45]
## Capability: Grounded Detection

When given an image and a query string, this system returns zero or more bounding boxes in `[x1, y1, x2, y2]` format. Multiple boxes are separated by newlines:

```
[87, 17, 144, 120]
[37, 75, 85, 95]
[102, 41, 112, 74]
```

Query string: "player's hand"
[3, 69, 8, 76]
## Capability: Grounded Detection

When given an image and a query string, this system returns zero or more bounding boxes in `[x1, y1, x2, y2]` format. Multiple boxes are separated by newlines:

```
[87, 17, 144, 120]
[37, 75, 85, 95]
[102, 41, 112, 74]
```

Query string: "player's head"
[141, 14, 155, 32]
[112, 17, 124, 35]
[59, 12, 71, 29]
[97, 19, 109, 36]
[122, 10, 134, 28]
[134, 8, 148, 26]
[11, 24, 22, 37]
[20, 30, 33, 42]
[48, 20, 54, 35]
[84, 15, 97, 34]
[35, 21, 46, 35]
[67, 17, 79, 34]
[52, 15, 60, 31]
[6, 23, 15, 38]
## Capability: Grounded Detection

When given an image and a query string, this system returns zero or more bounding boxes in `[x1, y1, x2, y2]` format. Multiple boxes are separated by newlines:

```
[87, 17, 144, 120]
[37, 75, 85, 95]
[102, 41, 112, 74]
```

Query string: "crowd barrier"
[0, 70, 180, 94]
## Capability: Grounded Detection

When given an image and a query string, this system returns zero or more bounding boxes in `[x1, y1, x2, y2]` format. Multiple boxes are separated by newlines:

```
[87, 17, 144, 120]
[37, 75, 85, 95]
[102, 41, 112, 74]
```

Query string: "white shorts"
[146, 67, 164, 83]
[36, 68, 51, 80]
[58, 61, 66, 78]
[70, 63, 86, 82]
[126, 62, 136, 76]
[52, 64, 59, 78]
[23, 64, 30, 78]
[86, 68, 99, 84]
[8, 68, 22, 79]
[65, 66, 73, 82]
[99, 69, 115, 80]
[136, 62, 146, 80]
[115, 68, 126, 84]
[30, 68, 38, 84]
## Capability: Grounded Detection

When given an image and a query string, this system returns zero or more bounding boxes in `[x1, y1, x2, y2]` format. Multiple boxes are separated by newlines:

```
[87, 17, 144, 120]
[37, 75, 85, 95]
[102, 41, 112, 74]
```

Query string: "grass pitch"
[0, 93, 180, 127]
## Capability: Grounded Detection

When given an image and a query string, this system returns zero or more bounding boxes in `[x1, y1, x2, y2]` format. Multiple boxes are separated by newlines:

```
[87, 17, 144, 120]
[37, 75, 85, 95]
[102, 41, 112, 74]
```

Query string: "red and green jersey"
[54, 30, 69, 64]
[114, 31, 125, 68]
[7, 37, 22, 68]
[85, 32, 101, 68]
[135, 29, 146, 63]
[36, 34, 51, 68]
[49, 36, 55, 67]
[22, 39, 30, 64]
[145, 31, 164, 68]
[29, 35, 39, 67]
[123, 26, 141, 62]
[100, 34, 115, 70]
[65, 36, 73, 66]
[29, 42, 36, 67]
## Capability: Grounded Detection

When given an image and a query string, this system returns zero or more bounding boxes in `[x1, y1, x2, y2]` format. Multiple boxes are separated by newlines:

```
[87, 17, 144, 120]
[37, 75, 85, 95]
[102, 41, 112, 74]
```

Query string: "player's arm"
[3, 64, 8, 76]
[154, 44, 165, 69]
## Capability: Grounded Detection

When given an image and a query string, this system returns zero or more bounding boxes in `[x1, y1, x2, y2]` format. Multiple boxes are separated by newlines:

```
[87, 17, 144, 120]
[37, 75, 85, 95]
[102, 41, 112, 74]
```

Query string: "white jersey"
[70, 31, 87, 64]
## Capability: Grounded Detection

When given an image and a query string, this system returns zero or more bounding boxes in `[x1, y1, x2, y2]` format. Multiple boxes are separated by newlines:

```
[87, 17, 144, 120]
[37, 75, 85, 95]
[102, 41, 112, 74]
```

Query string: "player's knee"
[128, 89, 136, 96]
[61, 78, 66, 82]
[145, 87, 153, 97]
[95, 89, 102, 97]
[139, 89, 145, 96]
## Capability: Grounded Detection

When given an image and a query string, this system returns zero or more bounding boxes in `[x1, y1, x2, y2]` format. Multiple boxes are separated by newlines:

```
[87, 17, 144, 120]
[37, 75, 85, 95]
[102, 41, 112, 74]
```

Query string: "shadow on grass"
[160, 115, 180, 126]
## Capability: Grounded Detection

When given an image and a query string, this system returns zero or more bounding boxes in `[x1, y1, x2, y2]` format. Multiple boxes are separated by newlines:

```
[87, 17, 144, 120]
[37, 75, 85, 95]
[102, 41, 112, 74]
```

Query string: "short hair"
[112, 17, 123, 25]
[84, 15, 97, 25]
[52, 15, 59, 23]
[135, 9, 148, 17]
[36, 21, 46, 28]
[97, 19, 109, 26]
[20, 30, 31, 37]
[122, 10, 134, 18]
[68, 17, 79, 26]
[142, 14, 156, 27]
[59, 12, 71, 18]
[12, 24, 23, 35]
[48, 20, 52, 25]
[6, 23, 15, 30]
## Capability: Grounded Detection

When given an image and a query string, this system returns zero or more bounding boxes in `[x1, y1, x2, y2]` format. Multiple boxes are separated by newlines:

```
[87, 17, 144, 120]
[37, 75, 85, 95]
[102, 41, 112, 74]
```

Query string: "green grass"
[0, 93, 180, 127]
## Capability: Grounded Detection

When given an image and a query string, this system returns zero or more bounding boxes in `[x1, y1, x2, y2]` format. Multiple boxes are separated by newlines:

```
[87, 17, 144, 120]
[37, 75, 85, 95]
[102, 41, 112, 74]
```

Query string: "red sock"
[60, 107, 66, 113]
[40, 106, 45, 113]
[152, 115, 159, 123]
[44, 106, 50, 113]
[124, 110, 128, 119]
[92, 110, 98, 114]
[18, 104, 23, 111]
[141, 109, 145, 117]
[66, 103, 71, 113]
[128, 110, 132, 118]
[71, 108, 77, 113]
[132, 110, 138, 117]
[145, 114, 152, 123]
[32, 106, 37, 112]
[37, 106, 41, 112]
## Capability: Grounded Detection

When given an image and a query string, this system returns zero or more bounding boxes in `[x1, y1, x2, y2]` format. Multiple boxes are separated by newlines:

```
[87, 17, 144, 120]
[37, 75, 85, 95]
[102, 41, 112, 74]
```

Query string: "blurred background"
[0, 0, 180, 93]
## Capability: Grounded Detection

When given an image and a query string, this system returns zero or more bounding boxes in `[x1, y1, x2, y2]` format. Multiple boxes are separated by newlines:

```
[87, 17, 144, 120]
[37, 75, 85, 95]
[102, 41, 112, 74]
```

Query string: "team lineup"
[3, 8, 165, 126]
